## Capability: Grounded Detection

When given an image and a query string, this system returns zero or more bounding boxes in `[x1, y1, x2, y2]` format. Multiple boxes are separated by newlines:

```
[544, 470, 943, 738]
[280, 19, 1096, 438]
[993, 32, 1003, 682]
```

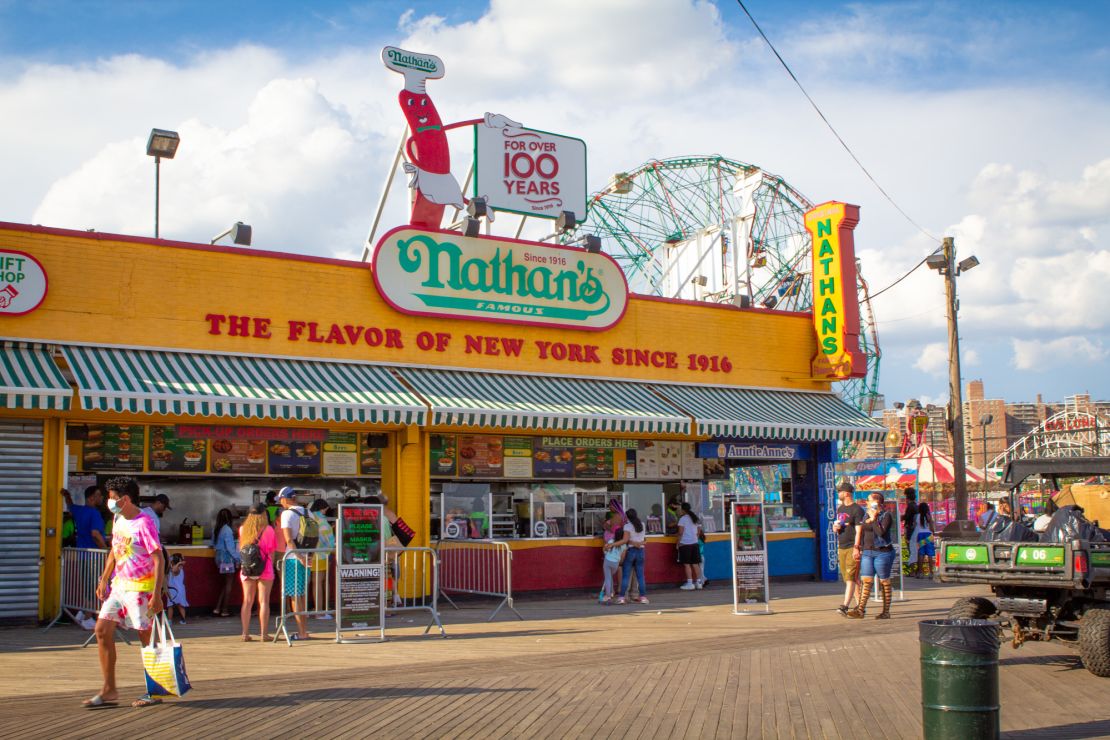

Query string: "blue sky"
[0, 0, 1107, 411]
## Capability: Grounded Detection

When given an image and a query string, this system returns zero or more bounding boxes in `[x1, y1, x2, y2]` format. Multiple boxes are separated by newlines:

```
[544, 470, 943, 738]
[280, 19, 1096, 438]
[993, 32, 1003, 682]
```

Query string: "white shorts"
[98, 589, 155, 631]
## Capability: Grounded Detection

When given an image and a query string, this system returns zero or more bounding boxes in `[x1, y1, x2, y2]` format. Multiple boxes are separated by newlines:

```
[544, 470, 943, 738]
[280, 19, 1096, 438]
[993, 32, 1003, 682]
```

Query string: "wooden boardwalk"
[2, 580, 1109, 739]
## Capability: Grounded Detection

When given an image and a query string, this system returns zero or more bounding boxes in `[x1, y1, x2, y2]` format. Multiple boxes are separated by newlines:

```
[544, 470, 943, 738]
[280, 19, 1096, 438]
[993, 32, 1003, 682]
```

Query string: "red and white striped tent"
[856, 443, 986, 489]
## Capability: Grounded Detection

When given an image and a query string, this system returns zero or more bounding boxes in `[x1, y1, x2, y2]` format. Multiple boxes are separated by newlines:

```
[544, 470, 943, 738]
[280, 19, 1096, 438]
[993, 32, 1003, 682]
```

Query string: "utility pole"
[942, 237, 969, 520]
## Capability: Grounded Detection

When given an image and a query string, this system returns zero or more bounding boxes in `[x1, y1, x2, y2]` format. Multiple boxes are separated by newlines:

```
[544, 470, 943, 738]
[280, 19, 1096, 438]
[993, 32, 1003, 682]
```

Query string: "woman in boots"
[847, 492, 895, 620]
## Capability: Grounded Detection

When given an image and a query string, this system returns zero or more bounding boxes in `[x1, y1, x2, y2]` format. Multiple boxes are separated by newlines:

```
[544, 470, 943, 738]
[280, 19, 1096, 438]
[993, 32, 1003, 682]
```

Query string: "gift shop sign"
[372, 226, 628, 331]
[805, 202, 866, 380]
[0, 249, 47, 315]
[474, 125, 587, 219]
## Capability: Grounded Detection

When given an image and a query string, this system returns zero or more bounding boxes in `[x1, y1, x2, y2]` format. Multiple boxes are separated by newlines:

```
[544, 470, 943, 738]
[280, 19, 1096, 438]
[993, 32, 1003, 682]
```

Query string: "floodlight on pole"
[146, 128, 180, 239]
[211, 222, 252, 246]
[978, 412, 993, 493]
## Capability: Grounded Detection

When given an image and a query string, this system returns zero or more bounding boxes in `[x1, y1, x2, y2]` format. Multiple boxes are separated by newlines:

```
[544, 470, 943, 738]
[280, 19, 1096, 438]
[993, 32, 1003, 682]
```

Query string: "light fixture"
[146, 129, 180, 159]
[466, 196, 488, 220]
[582, 234, 602, 253]
[957, 255, 980, 273]
[146, 127, 180, 239]
[894, 402, 905, 410]
[464, 218, 481, 238]
[732, 295, 751, 309]
[556, 211, 577, 234]
[211, 221, 252, 246]
[761, 295, 778, 309]
[978, 412, 993, 426]
[925, 252, 947, 271]
[691, 275, 708, 287]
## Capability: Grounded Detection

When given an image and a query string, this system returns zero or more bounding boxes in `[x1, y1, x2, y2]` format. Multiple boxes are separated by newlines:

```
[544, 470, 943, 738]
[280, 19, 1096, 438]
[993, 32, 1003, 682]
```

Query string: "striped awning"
[396, 368, 691, 435]
[652, 384, 886, 442]
[60, 345, 426, 425]
[0, 342, 71, 410]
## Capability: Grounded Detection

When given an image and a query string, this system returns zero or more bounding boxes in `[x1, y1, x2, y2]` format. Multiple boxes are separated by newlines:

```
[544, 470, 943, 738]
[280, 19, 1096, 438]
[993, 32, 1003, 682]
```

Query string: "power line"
[870, 254, 930, 299]
[733, 0, 940, 245]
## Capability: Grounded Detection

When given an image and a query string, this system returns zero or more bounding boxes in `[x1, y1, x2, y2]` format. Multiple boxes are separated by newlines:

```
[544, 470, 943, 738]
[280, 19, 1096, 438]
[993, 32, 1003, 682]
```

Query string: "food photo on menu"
[210, 437, 267, 474]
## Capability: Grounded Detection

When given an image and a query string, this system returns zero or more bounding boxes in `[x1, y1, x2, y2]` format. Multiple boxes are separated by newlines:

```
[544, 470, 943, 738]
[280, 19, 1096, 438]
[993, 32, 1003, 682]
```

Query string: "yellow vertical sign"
[805, 201, 866, 379]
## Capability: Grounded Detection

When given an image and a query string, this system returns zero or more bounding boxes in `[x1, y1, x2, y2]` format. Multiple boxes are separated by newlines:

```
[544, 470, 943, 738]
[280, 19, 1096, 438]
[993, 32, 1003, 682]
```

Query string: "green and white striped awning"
[397, 368, 691, 435]
[0, 342, 71, 410]
[61, 345, 426, 425]
[652, 384, 885, 442]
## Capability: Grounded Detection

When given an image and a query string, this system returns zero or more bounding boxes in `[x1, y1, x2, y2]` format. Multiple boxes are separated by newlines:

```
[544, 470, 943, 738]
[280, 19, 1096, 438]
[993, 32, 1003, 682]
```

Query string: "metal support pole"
[943, 236, 970, 521]
[154, 156, 161, 239]
[362, 128, 408, 261]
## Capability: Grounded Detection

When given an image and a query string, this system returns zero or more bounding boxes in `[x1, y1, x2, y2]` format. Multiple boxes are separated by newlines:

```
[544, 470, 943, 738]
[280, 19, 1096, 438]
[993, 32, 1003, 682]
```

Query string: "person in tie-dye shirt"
[84, 477, 165, 710]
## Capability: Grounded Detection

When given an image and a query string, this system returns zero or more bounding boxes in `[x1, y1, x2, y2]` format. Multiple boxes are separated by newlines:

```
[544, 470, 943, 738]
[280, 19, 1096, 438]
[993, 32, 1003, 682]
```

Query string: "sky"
[1, 0, 1108, 412]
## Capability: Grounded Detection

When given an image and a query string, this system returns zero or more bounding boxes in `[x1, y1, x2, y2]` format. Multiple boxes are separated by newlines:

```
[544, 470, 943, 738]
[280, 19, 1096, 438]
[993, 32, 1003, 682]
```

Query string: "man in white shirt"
[277, 487, 310, 640]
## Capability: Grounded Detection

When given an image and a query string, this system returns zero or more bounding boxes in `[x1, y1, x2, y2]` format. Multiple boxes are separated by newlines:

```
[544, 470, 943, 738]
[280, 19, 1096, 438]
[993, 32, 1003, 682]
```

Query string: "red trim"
[0, 221, 371, 270]
[0, 248, 48, 315]
[371, 225, 631, 333]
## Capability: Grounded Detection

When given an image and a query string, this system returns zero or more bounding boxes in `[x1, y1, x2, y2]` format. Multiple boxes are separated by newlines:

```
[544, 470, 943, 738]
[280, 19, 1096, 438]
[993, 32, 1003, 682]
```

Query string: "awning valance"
[0, 342, 71, 410]
[60, 345, 426, 426]
[396, 368, 691, 435]
[652, 384, 885, 442]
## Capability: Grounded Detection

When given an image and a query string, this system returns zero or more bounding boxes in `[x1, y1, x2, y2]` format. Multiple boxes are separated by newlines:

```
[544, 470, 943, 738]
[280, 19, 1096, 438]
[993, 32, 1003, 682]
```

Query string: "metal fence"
[385, 546, 445, 637]
[436, 539, 522, 621]
[274, 547, 335, 646]
[43, 547, 131, 646]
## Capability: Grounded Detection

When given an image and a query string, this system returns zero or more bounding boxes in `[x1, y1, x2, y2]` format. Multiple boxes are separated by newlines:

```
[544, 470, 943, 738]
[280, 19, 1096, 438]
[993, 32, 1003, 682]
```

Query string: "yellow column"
[39, 418, 66, 621]
[382, 425, 429, 599]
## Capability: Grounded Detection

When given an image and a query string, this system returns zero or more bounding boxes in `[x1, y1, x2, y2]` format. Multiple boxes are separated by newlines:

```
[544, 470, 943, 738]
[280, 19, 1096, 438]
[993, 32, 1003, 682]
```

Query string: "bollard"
[919, 619, 1001, 739]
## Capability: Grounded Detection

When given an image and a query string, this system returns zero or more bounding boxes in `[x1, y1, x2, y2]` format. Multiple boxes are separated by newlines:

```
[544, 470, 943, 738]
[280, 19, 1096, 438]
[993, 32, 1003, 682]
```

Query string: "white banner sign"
[474, 122, 587, 220]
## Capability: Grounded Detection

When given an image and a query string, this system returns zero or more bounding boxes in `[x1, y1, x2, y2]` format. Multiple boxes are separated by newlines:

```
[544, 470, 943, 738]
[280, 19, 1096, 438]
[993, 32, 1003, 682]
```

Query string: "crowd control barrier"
[274, 547, 335, 647]
[385, 546, 446, 637]
[44, 547, 131, 647]
[436, 539, 522, 621]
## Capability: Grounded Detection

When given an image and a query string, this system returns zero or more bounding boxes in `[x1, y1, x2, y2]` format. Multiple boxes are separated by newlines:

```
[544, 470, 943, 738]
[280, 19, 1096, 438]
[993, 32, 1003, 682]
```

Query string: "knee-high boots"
[876, 579, 892, 619]
[846, 577, 873, 618]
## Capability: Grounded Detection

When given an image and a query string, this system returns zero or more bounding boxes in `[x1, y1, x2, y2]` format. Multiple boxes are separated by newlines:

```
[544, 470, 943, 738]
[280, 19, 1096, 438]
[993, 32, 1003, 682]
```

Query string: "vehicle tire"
[1078, 606, 1110, 678]
[947, 596, 997, 620]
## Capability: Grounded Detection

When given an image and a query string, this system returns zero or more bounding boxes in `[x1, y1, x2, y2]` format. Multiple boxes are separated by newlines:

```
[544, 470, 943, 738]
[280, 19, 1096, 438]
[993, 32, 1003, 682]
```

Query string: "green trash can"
[919, 619, 1000, 739]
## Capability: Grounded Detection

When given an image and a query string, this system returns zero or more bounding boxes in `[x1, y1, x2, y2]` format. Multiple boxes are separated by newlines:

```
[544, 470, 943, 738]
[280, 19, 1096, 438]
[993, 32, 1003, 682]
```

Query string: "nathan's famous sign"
[372, 227, 628, 331]
[804, 201, 866, 379]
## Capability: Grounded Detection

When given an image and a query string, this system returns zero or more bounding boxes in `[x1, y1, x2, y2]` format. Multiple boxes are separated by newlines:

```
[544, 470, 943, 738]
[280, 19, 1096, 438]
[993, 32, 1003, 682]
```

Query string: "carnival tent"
[856, 443, 986, 489]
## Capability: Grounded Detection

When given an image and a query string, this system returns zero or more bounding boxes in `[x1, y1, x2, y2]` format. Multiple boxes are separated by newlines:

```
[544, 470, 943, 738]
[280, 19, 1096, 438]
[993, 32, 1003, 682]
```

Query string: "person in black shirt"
[832, 481, 865, 616]
[901, 488, 918, 543]
[847, 492, 895, 619]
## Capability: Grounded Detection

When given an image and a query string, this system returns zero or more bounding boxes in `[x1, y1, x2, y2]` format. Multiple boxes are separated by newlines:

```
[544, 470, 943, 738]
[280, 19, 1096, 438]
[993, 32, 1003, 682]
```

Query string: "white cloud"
[1011, 336, 1107, 371]
[914, 342, 948, 375]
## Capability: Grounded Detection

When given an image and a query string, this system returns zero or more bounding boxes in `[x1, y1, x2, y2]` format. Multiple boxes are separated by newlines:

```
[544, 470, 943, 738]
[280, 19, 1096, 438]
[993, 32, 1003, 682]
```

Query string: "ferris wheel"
[566, 155, 882, 418]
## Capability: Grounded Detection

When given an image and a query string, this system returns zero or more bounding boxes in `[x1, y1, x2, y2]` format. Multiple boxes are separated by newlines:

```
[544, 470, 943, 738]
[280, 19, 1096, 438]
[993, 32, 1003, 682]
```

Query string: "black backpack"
[240, 541, 265, 577]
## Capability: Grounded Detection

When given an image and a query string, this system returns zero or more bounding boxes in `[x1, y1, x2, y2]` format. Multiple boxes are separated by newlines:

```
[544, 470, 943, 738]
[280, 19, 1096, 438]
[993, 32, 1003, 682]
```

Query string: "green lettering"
[821, 316, 836, 334]
[818, 239, 834, 257]
[820, 297, 836, 314]
[819, 277, 835, 296]
[461, 257, 489, 291]
[821, 336, 839, 354]
[817, 218, 832, 238]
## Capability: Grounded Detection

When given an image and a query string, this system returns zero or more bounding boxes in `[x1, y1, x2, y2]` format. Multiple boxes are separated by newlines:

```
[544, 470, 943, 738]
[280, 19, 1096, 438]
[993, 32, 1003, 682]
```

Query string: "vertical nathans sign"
[805, 202, 866, 379]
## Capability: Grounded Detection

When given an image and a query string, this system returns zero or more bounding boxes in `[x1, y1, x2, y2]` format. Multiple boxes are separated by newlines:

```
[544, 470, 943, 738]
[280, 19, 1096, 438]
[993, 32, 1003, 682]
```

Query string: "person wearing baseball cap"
[833, 480, 865, 617]
[276, 487, 311, 641]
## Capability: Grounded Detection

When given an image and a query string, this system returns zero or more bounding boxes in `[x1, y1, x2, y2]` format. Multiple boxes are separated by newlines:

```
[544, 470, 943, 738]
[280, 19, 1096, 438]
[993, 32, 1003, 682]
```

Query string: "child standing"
[166, 553, 189, 624]
[600, 514, 626, 604]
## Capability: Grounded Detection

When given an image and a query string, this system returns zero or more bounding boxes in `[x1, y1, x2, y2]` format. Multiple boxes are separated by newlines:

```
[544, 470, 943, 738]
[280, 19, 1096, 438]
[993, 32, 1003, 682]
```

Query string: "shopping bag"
[142, 613, 192, 697]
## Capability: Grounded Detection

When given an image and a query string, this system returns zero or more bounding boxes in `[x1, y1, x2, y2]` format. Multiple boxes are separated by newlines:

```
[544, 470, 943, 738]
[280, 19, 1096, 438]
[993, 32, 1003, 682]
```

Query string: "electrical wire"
[869, 254, 930, 299]
[733, 0, 940, 245]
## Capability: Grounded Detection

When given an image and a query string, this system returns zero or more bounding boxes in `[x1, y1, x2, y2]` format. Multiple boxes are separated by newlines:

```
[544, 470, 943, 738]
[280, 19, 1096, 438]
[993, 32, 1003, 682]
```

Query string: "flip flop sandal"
[83, 695, 118, 709]
[132, 694, 163, 708]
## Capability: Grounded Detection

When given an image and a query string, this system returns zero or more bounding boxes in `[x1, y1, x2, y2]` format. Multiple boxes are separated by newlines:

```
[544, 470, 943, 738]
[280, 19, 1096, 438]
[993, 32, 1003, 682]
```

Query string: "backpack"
[240, 541, 265, 577]
[296, 509, 319, 549]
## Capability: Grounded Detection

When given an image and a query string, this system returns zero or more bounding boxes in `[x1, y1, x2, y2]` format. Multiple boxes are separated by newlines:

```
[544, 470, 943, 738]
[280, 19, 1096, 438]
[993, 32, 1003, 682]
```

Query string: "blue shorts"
[860, 549, 894, 580]
[283, 557, 309, 597]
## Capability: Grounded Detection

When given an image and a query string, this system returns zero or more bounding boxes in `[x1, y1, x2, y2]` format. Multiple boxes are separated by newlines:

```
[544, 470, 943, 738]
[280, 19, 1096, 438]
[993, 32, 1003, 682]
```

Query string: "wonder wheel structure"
[565, 155, 882, 422]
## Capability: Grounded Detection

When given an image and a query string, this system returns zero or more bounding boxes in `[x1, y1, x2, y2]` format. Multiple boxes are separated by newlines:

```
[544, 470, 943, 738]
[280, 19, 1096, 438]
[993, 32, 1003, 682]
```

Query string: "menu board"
[572, 446, 615, 479]
[429, 434, 457, 477]
[681, 443, 703, 480]
[360, 444, 383, 476]
[457, 434, 504, 478]
[502, 436, 534, 478]
[732, 500, 770, 611]
[533, 439, 574, 477]
[81, 424, 145, 472]
[703, 457, 727, 479]
[148, 426, 207, 473]
[336, 504, 383, 637]
[269, 439, 322, 475]
[210, 437, 267, 474]
[323, 432, 358, 476]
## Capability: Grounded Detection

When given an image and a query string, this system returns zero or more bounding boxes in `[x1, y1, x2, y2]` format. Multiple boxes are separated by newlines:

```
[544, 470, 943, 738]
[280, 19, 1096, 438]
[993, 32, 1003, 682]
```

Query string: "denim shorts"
[860, 549, 894, 580]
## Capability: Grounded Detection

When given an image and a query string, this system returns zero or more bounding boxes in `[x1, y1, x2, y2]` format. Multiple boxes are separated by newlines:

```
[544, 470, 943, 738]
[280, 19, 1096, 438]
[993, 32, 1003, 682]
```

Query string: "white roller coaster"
[989, 397, 1110, 469]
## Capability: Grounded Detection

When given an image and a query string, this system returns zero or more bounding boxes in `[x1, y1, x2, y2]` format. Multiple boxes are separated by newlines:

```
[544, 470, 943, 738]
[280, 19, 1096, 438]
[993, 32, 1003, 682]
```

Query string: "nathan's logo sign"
[0, 249, 48, 315]
[372, 227, 628, 330]
[805, 202, 866, 379]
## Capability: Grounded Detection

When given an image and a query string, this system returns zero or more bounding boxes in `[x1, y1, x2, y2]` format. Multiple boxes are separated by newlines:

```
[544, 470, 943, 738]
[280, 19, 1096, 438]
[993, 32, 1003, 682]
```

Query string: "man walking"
[833, 481, 865, 616]
[84, 477, 165, 709]
[277, 487, 311, 641]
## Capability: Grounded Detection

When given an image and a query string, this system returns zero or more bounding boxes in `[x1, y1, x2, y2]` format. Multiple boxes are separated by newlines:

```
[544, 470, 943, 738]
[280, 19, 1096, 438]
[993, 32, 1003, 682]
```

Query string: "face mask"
[868, 501, 880, 511]
[107, 498, 122, 514]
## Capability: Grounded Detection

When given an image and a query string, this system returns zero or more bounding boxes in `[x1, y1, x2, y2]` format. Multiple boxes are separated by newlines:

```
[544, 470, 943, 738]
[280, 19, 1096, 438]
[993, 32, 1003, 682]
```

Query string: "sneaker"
[635, 596, 650, 604]
[177, 619, 187, 625]
[314, 613, 333, 620]
[614, 597, 627, 605]
[836, 605, 849, 617]
[695, 579, 705, 590]
[680, 581, 696, 591]
[598, 589, 606, 604]
[81, 618, 96, 630]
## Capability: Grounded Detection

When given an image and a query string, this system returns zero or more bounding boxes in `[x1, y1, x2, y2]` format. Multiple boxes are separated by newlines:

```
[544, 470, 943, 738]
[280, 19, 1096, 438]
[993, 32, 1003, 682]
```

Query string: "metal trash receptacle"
[919, 619, 1000, 739]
